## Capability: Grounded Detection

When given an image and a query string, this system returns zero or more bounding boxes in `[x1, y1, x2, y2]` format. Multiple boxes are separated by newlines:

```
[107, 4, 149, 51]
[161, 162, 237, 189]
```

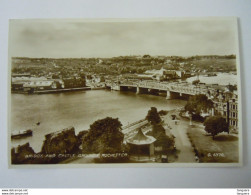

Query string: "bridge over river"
[106, 80, 227, 100]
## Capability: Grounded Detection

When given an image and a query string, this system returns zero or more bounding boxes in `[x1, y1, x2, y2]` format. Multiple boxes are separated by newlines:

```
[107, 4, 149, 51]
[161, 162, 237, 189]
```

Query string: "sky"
[9, 18, 238, 58]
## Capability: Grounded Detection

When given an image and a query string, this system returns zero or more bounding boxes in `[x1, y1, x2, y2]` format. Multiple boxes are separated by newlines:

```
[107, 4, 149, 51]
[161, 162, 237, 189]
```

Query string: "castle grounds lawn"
[187, 124, 239, 163]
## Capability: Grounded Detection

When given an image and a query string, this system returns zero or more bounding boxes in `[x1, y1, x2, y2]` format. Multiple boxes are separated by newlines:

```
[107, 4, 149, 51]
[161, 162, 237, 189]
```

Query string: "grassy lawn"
[187, 125, 239, 163]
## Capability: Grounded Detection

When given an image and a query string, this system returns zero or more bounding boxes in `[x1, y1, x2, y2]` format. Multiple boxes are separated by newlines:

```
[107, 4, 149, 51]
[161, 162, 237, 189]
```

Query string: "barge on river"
[11, 129, 33, 139]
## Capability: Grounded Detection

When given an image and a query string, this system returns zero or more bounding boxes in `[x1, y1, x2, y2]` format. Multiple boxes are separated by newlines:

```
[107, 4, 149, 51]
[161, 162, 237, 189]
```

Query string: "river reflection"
[11, 90, 186, 152]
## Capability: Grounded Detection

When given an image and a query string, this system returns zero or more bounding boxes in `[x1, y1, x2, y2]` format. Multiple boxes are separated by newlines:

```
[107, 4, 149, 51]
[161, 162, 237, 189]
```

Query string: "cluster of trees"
[204, 116, 229, 139]
[184, 94, 229, 139]
[81, 107, 175, 158]
[146, 107, 162, 124]
[82, 117, 125, 154]
[185, 94, 214, 121]
[147, 123, 175, 153]
[146, 107, 175, 153]
[227, 84, 237, 92]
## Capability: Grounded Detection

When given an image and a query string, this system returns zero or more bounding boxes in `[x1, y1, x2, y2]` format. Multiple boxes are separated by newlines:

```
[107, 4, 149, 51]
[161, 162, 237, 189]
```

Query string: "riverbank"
[12, 87, 91, 94]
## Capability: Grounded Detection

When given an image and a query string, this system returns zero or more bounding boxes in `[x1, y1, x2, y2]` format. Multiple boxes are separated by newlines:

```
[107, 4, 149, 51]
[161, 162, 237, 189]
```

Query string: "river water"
[186, 72, 237, 85]
[11, 90, 186, 152]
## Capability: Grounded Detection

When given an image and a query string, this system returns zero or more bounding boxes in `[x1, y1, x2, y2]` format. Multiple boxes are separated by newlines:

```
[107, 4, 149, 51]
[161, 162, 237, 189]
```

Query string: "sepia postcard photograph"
[8, 18, 242, 167]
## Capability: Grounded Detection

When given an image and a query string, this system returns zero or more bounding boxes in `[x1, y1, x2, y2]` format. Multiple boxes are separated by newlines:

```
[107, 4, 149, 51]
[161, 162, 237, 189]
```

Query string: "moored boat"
[11, 129, 33, 139]
[206, 73, 217, 77]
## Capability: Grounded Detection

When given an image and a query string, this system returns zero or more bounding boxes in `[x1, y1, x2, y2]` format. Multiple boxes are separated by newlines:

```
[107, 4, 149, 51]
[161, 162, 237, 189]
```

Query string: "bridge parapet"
[138, 82, 169, 90]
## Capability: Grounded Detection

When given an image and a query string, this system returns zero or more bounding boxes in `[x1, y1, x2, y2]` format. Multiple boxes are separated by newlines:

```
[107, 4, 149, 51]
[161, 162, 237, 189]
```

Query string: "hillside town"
[11, 55, 236, 92]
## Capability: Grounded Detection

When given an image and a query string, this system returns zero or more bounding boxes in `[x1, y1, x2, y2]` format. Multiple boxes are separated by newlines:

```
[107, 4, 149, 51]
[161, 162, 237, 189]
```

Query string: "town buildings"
[11, 76, 86, 93]
[138, 67, 192, 81]
[213, 89, 239, 132]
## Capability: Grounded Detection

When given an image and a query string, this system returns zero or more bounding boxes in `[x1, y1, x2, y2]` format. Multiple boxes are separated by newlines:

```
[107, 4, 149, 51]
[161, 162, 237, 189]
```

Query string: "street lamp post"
[189, 114, 193, 126]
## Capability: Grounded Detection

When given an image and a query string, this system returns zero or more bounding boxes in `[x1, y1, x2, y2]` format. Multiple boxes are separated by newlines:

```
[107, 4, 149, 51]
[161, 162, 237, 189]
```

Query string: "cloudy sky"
[9, 18, 238, 58]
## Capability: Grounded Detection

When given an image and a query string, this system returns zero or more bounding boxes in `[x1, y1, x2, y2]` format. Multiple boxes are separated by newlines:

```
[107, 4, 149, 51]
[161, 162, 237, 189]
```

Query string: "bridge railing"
[120, 80, 208, 94]
[117, 80, 226, 98]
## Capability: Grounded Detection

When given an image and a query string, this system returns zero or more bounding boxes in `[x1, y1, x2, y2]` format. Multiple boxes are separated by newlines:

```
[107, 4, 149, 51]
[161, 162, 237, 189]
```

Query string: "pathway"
[163, 111, 197, 163]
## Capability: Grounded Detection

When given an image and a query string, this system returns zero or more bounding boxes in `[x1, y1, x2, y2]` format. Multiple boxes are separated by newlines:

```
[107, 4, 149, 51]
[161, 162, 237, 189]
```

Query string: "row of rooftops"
[23, 81, 56, 88]
[12, 77, 84, 88]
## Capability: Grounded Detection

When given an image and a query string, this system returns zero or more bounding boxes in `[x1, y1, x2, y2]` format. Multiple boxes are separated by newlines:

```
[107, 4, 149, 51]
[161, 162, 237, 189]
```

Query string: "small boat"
[192, 79, 200, 85]
[206, 73, 217, 77]
[11, 129, 33, 139]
